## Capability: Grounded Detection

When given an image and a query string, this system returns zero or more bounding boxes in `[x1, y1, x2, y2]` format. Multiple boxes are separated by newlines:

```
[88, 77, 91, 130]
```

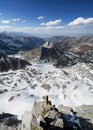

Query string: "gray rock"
[22, 111, 43, 130]
[54, 118, 64, 128]
[58, 105, 72, 115]
[75, 105, 93, 130]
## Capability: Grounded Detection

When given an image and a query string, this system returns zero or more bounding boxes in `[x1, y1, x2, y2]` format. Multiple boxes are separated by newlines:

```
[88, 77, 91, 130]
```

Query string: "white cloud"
[37, 16, 44, 20]
[12, 18, 21, 22]
[41, 19, 62, 27]
[1, 20, 11, 24]
[68, 17, 93, 26]
[0, 18, 22, 24]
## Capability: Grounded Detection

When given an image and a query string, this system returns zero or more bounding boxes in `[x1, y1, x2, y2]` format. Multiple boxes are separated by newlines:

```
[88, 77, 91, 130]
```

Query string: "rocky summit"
[28, 96, 81, 130]
[1, 96, 93, 130]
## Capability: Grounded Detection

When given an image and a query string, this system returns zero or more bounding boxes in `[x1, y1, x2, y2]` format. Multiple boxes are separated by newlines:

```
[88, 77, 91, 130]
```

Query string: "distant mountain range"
[0, 33, 93, 69]
[0, 32, 45, 55]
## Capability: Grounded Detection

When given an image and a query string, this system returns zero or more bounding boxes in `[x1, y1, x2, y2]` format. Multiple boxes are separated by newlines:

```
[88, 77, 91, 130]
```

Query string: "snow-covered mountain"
[0, 35, 93, 130]
[0, 61, 93, 118]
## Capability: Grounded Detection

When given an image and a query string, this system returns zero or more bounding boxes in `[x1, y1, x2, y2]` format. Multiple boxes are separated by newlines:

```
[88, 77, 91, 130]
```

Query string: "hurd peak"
[43, 41, 53, 49]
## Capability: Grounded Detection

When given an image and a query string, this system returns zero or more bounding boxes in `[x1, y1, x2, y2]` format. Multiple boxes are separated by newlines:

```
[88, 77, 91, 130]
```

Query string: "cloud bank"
[68, 17, 93, 26]
[1, 20, 11, 24]
[0, 17, 93, 37]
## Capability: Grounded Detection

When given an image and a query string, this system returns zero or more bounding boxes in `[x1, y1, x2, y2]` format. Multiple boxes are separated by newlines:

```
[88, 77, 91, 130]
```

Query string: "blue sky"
[0, 0, 93, 37]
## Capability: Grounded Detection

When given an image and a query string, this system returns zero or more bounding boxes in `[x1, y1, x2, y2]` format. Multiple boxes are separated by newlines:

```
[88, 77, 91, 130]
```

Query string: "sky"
[0, 0, 93, 37]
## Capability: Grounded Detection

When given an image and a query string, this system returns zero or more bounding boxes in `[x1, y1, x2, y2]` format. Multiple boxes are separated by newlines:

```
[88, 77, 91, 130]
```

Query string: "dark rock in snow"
[0, 113, 22, 130]
[0, 55, 31, 72]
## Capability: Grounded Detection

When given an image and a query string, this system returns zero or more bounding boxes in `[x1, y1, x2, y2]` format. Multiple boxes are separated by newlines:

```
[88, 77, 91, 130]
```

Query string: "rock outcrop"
[22, 96, 81, 130]
[0, 113, 22, 130]
[0, 54, 31, 72]
[75, 105, 93, 130]
[0, 97, 93, 130]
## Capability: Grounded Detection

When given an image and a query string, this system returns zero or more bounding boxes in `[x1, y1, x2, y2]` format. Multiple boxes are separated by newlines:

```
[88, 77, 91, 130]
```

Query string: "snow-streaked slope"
[0, 62, 93, 118]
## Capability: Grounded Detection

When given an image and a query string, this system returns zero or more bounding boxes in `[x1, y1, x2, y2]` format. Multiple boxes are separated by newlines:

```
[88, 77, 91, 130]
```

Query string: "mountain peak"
[43, 41, 53, 49]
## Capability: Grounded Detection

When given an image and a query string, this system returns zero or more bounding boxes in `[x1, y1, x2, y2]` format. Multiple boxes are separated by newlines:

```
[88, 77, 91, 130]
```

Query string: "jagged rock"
[44, 110, 60, 121]
[0, 55, 31, 72]
[43, 109, 64, 130]
[43, 41, 53, 49]
[0, 113, 21, 130]
[21, 96, 81, 130]
[22, 111, 43, 130]
[2, 97, 93, 130]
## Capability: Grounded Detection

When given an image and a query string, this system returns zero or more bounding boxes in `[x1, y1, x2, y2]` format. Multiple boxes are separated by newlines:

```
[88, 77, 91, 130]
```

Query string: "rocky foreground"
[0, 96, 93, 130]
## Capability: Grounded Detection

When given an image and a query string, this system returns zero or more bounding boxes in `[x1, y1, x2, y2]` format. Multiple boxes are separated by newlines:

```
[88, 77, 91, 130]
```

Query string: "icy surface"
[0, 62, 93, 118]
